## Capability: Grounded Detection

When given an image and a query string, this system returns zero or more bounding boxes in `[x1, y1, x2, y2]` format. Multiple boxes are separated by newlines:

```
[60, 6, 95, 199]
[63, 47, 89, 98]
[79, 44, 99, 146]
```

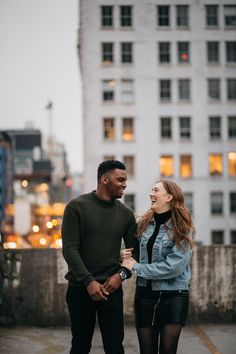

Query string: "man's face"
[104, 169, 127, 199]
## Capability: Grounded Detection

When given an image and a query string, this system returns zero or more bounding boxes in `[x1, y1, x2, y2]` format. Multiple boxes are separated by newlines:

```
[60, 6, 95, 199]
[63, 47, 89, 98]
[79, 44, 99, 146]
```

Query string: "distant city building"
[79, 0, 236, 244]
[0, 132, 14, 239]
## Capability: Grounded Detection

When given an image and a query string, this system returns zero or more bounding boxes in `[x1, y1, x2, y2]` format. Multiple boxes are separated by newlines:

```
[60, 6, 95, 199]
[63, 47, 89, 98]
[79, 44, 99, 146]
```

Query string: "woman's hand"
[122, 257, 137, 271]
[120, 248, 133, 261]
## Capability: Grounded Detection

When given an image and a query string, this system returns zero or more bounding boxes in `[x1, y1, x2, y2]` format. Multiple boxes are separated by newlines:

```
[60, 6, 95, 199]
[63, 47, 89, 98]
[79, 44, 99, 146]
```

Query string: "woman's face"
[149, 182, 172, 213]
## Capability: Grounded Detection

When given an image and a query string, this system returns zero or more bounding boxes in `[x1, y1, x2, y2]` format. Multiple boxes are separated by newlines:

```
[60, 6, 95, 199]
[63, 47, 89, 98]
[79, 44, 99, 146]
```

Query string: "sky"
[0, 0, 83, 173]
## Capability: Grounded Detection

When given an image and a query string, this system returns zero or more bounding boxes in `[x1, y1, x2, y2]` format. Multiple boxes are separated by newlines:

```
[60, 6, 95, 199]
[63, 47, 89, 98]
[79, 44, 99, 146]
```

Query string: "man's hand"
[87, 280, 109, 301]
[103, 273, 122, 294]
[122, 257, 137, 271]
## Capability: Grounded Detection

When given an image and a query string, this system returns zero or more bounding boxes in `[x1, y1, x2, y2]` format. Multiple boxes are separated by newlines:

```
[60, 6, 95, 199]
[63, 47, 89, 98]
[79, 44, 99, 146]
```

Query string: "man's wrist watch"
[119, 269, 127, 281]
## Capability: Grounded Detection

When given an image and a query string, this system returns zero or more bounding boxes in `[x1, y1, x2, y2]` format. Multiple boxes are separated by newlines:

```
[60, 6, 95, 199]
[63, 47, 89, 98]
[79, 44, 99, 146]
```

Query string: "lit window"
[207, 42, 219, 63]
[121, 79, 134, 103]
[180, 155, 192, 178]
[160, 117, 172, 138]
[179, 117, 191, 139]
[228, 116, 236, 138]
[101, 6, 113, 28]
[103, 118, 115, 140]
[230, 192, 236, 213]
[159, 42, 171, 63]
[227, 79, 236, 100]
[178, 79, 190, 100]
[160, 155, 173, 177]
[209, 116, 221, 139]
[211, 192, 223, 214]
[230, 230, 236, 244]
[211, 230, 224, 244]
[184, 192, 193, 214]
[103, 155, 115, 161]
[120, 6, 132, 27]
[209, 154, 223, 176]
[124, 194, 135, 211]
[121, 42, 133, 63]
[157, 5, 170, 26]
[122, 118, 134, 141]
[123, 156, 134, 177]
[228, 152, 236, 176]
[176, 5, 189, 27]
[178, 42, 189, 63]
[205, 5, 218, 27]
[102, 43, 113, 64]
[159, 79, 171, 101]
[208, 79, 220, 100]
[224, 5, 236, 27]
[102, 80, 116, 102]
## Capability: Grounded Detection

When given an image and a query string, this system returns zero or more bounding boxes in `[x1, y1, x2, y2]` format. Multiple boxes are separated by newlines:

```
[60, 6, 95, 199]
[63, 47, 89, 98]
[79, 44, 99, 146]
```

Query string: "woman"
[122, 180, 195, 354]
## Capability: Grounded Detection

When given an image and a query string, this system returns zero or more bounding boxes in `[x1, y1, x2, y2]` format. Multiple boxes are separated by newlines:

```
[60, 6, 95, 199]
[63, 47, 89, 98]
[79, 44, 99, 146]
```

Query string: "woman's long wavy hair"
[137, 180, 195, 248]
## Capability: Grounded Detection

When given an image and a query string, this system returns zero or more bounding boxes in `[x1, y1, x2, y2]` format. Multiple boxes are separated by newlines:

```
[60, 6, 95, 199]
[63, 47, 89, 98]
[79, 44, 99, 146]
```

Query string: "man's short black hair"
[97, 160, 126, 181]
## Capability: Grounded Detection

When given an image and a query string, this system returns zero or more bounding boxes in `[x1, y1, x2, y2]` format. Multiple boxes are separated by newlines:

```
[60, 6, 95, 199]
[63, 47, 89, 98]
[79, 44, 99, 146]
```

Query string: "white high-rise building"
[79, 0, 236, 244]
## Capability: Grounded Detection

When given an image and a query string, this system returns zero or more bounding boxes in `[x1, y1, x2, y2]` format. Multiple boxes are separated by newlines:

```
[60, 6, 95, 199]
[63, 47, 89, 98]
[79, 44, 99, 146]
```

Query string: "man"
[62, 160, 136, 354]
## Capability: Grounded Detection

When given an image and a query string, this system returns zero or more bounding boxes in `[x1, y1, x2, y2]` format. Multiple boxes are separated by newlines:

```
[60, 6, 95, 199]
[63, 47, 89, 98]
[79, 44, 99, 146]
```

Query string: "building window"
[121, 42, 133, 63]
[121, 79, 134, 103]
[102, 80, 116, 102]
[160, 117, 172, 138]
[157, 5, 170, 27]
[211, 192, 223, 215]
[176, 5, 189, 27]
[228, 116, 236, 138]
[209, 116, 221, 139]
[122, 118, 134, 141]
[230, 192, 236, 213]
[209, 154, 223, 176]
[180, 155, 192, 178]
[101, 6, 113, 28]
[124, 194, 135, 211]
[103, 155, 115, 161]
[179, 117, 191, 139]
[184, 192, 193, 214]
[212, 230, 224, 244]
[123, 156, 134, 177]
[120, 6, 132, 27]
[178, 42, 189, 63]
[159, 79, 171, 101]
[208, 79, 220, 100]
[102, 43, 113, 64]
[226, 42, 236, 63]
[159, 42, 171, 63]
[103, 118, 115, 140]
[228, 152, 236, 177]
[230, 230, 236, 244]
[227, 79, 236, 100]
[160, 155, 173, 177]
[224, 5, 236, 27]
[205, 5, 218, 27]
[178, 79, 190, 100]
[207, 42, 219, 63]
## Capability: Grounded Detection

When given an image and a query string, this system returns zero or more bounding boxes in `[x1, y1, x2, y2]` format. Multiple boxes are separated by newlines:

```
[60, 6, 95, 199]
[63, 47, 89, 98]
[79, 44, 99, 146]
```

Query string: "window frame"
[176, 5, 189, 27]
[120, 5, 132, 27]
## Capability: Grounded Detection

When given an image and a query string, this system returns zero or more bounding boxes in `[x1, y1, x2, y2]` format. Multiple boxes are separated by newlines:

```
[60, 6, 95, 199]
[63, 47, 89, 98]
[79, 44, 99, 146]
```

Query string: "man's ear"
[101, 175, 109, 184]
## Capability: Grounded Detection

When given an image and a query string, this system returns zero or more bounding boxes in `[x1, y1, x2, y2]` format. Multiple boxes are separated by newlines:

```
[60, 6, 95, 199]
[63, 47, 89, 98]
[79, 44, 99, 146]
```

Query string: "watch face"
[120, 270, 126, 280]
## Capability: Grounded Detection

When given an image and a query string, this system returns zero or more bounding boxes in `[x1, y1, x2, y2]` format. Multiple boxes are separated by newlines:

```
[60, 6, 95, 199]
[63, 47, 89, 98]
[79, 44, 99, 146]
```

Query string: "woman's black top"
[146, 209, 172, 288]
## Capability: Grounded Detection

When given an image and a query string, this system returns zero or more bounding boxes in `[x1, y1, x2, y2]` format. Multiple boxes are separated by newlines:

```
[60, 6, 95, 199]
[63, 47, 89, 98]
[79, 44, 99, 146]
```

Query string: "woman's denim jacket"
[132, 219, 192, 291]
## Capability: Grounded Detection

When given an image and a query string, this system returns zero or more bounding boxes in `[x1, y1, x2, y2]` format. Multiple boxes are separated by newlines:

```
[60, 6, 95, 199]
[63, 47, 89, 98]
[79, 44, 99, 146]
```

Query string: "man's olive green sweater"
[62, 191, 136, 286]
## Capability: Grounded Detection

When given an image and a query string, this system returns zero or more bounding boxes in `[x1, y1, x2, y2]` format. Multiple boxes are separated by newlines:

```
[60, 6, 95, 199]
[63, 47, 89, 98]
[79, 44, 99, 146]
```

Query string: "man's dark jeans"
[66, 285, 125, 354]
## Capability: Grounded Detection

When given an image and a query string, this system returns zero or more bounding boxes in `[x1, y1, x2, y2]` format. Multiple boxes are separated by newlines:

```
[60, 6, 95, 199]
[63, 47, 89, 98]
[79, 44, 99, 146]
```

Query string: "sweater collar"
[91, 190, 115, 207]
